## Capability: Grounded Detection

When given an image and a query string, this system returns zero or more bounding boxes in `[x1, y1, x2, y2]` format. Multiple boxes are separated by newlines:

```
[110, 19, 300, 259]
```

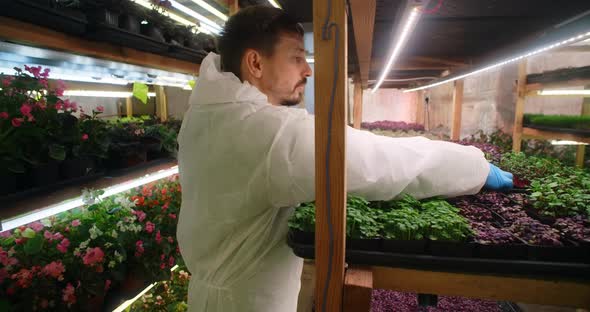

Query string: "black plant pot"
[0, 0, 87, 35]
[140, 24, 166, 42]
[119, 14, 140, 33]
[429, 240, 475, 258]
[527, 244, 588, 263]
[87, 8, 119, 27]
[59, 158, 96, 180]
[288, 229, 314, 245]
[382, 239, 427, 254]
[31, 161, 61, 187]
[347, 238, 382, 251]
[477, 243, 528, 260]
[107, 142, 147, 169]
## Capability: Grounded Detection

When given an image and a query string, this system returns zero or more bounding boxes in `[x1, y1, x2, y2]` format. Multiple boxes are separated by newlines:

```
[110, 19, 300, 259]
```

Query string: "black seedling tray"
[523, 124, 590, 137]
[287, 229, 590, 280]
[86, 23, 169, 54]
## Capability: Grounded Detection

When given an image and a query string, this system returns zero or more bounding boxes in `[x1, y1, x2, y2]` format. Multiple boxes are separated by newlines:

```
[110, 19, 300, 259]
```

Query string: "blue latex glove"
[484, 164, 513, 190]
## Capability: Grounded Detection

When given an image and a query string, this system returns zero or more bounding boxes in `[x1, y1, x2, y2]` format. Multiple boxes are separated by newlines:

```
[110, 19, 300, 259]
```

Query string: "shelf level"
[522, 127, 590, 144]
[526, 78, 590, 94]
[0, 17, 200, 75]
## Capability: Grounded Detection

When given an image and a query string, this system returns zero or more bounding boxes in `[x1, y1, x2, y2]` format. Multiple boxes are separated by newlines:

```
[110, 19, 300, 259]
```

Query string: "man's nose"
[303, 61, 312, 77]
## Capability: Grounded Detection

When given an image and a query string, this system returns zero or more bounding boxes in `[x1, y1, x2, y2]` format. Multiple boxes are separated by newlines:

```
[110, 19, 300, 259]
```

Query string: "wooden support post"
[126, 97, 133, 118]
[513, 60, 527, 152]
[576, 88, 590, 168]
[450, 79, 464, 140]
[343, 267, 373, 312]
[155, 85, 168, 122]
[372, 267, 590, 308]
[313, 0, 347, 310]
[228, 0, 239, 16]
[353, 79, 363, 129]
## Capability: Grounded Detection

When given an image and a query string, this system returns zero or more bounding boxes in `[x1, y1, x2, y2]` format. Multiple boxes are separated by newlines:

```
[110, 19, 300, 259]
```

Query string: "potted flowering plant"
[0, 66, 73, 192]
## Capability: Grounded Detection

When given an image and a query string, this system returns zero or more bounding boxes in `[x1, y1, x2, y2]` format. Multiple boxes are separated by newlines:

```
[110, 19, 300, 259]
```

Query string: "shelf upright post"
[512, 59, 528, 152]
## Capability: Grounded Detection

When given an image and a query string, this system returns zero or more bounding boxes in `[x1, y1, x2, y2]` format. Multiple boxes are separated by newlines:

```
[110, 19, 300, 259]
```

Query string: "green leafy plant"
[529, 171, 590, 217]
[523, 114, 590, 130]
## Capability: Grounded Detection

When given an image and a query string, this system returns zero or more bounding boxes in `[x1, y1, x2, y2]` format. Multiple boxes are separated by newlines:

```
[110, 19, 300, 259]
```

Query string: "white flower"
[115, 251, 124, 263]
[108, 261, 116, 268]
[111, 230, 118, 238]
[79, 240, 89, 250]
[115, 197, 136, 209]
[41, 219, 52, 227]
[104, 242, 113, 248]
[89, 225, 103, 240]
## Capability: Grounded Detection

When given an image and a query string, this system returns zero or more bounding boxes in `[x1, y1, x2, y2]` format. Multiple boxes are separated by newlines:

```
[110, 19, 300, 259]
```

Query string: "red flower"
[96, 106, 105, 112]
[145, 221, 155, 234]
[160, 263, 166, 270]
[11, 268, 33, 288]
[161, 188, 167, 195]
[20, 104, 32, 117]
[82, 247, 105, 266]
[55, 80, 66, 96]
[168, 213, 177, 219]
[11, 118, 23, 127]
[168, 256, 175, 267]
[6, 287, 15, 296]
[81, 133, 89, 141]
[162, 202, 169, 212]
[42, 261, 65, 279]
[105, 279, 112, 292]
[155, 230, 162, 244]
[142, 186, 153, 197]
[62, 283, 76, 306]
[132, 196, 145, 206]
[0, 112, 8, 119]
[168, 236, 174, 243]
[135, 240, 144, 257]
[71, 219, 81, 227]
[57, 238, 70, 253]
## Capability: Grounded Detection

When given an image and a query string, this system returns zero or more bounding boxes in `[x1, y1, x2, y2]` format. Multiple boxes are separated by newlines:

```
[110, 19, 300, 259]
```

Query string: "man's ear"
[243, 49, 264, 79]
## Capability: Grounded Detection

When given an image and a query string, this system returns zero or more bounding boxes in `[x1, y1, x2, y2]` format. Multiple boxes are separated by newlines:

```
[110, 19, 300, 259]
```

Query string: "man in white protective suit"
[177, 5, 513, 312]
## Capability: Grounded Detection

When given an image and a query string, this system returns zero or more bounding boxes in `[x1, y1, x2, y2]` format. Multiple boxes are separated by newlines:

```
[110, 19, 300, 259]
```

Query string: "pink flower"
[29, 221, 44, 232]
[20, 104, 32, 117]
[162, 202, 169, 212]
[105, 279, 112, 292]
[81, 134, 89, 141]
[62, 283, 76, 306]
[25, 65, 42, 78]
[71, 219, 81, 227]
[11, 118, 23, 127]
[1, 77, 12, 87]
[42, 261, 65, 279]
[55, 101, 64, 111]
[82, 247, 105, 266]
[44, 230, 53, 241]
[56, 80, 66, 96]
[0, 231, 10, 238]
[11, 268, 33, 288]
[145, 221, 155, 234]
[135, 240, 144, 257]
[168, 236, 174, 243]
[168, 213, 177, 219]
[168, 256, 175, 267]
[160, 263, 166, 270]
[132, 210, 146, 222]
[57, 238, 70, 253]
[96, 106, 104, 112]
[0, 112, 8, 119]
[0, 247, 18, 267]
[155, 231, 162, 244]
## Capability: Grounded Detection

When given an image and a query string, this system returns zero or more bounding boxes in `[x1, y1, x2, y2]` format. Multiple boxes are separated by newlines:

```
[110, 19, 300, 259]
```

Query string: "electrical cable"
[319, 0, 340, 311]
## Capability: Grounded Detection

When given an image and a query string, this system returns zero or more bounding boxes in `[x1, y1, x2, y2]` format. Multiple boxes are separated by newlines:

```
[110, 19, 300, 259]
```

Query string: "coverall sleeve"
[267, 111, 490, 208]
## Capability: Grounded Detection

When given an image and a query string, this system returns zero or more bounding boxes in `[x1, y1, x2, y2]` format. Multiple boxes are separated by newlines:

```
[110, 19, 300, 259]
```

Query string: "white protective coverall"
[177, 53, 490, 312]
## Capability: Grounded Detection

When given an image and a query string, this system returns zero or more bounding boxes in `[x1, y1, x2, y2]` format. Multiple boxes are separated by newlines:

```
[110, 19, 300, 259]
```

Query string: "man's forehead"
[277, 34, 305, 52]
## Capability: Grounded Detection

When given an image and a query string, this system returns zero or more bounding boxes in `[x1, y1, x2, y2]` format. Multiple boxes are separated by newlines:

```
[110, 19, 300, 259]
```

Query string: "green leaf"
[24, 234, 43, 255]
[133, 82, 149, 104]
[49, 144, 66, 160]
[21, 228, 36, 238]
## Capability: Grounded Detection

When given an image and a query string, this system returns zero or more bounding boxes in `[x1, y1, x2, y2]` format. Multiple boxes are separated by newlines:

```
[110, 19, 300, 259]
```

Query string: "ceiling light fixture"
[371, 7, 421, 93]
[1, 166, 179, 232]
[63, 90, 157, 97]
[169, 0, 223, 34]
[551, 140, 589, 146]
[189, 0, 228, 21]
[538, 89, 590, 96]
[306, 57, 315, 64]
[404, 30, 590, 92]
[132, 0, 210, 34]
[268, 0, 282, 9]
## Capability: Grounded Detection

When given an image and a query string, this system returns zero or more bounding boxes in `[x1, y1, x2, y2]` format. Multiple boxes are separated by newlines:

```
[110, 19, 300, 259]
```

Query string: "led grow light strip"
[1, 166, 179, 232]
[404, 31, 590, 92]
[63, 90, 156, 97]
[268, 0, 282, 9]
[371, 8, 421, 93]
[0, 66, 130, 85]
[132, 0, 210, 34]
[538, 89, 590, 96]
[551, 140, 589, 145]
[190, 0, 228, 21]
[170, 0, 223, 34]
[306, 57, 315, 64]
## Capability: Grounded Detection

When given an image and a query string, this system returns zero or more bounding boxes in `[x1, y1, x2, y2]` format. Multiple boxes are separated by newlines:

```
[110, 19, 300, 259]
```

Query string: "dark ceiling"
[277, 0, 590, 89]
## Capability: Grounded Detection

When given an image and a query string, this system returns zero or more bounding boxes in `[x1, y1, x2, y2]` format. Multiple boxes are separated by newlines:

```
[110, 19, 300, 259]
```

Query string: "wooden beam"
[314, 0, 348, 310]
[410, 56, 467, 67]
[415, 90, 425, 125]
[450, 79, 464, 140]
[343, 267, 373, 312]
[576, 90, 590, 167]
[353, 79, 363, 129]
[126, 97, 133, 118]
[228, 0, 239, 15]
[155, 85, 168, 122]
[522, 127, 590, 144]
[350, 0, 376, 88]
[372, 267, 590, 308]
[512, 60, 527, 152]
[0, 17, 200, 75]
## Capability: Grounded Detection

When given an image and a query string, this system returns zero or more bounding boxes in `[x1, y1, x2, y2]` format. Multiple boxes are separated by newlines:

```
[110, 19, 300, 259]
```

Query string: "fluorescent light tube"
[268, 0, 282, 8]
[372, 8, 421, 93]
[550, 140, 588, 145]
[63, 91, 156, 98]
[189, 0, 228, 21]
[306, 58, 315, 64]
[169, 0, 223, 34]
[132, 0, 211, 34]
[1, 166, 179, 232]
[538, 89, 590, 96]
[405, 31, 590, 92]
